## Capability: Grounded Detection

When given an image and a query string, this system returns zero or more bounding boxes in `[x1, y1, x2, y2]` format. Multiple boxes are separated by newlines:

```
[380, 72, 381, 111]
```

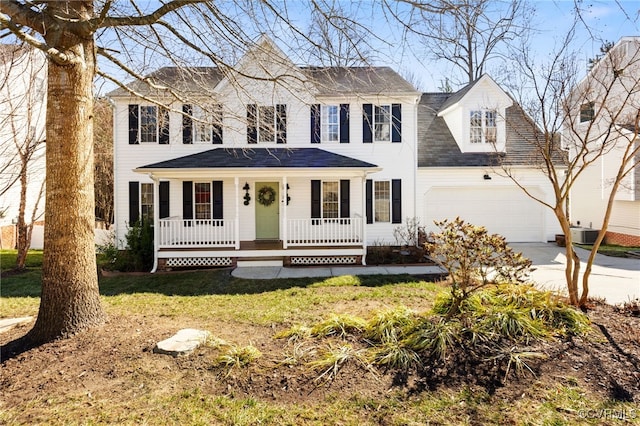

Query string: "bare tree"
[0, 0, 375, 347]
[0, 44, 46, 270]
[391, 0, 532, 87]
[93, 97, 113, 228]
[502, 22, 640, 307]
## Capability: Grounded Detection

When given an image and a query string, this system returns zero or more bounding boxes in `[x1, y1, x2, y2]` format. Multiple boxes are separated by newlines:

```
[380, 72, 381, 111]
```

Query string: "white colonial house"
[109, 36, 420, 270]
[567, 37, 640, 247]
[109, 37, 562, 272]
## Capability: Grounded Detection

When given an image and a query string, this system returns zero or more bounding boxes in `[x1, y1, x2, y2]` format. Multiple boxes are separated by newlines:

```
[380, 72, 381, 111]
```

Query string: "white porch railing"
[286, 218, 363, 246]
[158, 218, 236, 248]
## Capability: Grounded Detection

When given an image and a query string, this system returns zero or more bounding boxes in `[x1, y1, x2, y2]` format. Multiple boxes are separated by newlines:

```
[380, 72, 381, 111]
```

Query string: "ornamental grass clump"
[310, 314, 367, 338]
[216, 344, 262, 370]
[362, 306, 418, 344]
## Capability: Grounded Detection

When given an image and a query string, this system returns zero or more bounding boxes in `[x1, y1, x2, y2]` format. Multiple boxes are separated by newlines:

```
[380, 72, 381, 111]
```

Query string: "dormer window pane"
[470, 109, 497, 144]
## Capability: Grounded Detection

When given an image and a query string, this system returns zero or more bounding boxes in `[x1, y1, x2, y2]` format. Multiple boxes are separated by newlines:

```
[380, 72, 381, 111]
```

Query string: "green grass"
[576, 243, 640, 257]
[1, 250, 634, 426]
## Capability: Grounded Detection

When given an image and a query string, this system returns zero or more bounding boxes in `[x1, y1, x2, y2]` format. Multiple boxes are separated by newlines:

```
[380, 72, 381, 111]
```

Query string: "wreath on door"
[257, 186, 277, 206]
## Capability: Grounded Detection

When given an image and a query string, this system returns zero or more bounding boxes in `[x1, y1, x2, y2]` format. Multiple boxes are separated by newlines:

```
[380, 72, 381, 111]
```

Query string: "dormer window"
[580, 102, 595, 123]
[470, 110, 497, 144]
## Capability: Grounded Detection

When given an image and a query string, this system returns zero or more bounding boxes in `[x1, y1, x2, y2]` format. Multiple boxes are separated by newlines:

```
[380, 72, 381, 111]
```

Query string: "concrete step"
[236, 258, 284, 268]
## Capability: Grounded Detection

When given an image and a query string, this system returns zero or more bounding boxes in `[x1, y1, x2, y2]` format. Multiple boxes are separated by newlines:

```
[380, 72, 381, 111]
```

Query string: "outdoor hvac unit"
[570, 228, 599, 244]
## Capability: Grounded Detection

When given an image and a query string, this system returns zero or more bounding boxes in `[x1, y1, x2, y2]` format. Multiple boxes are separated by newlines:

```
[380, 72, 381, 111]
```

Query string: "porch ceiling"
[135, 148, 380, 177]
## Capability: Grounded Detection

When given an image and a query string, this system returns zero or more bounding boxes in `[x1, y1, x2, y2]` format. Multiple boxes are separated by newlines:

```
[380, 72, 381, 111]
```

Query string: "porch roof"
[136, 148, 379, 171]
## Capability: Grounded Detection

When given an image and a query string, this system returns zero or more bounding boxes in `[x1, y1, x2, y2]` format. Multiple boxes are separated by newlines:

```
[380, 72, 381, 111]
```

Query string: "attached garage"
[424, 186, 546, 242]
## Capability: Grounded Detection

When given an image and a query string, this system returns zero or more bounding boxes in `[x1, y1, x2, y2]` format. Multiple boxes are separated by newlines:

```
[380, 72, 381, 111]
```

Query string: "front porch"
[156, 217, 365, 270]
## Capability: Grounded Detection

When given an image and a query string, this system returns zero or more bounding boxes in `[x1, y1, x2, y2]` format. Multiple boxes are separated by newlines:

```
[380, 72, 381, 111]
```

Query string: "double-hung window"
[322, 181, 339, 218]
[374, 181, 390, 222]
[374, 105, 391, 142]
[258, 106, 275, 143]
[580, 102, 595, 123]
[140, 106, 158, 143]
[247, 104, 286, 144]
[194, 182, 211, 220]
[470, 109, 497, 144]
[321, 105, 339, 142]
[183, 104, 223, 144]
[362, 103, 401, 143]
[140, 183, 154, 221]
[128, 104, 169, 144]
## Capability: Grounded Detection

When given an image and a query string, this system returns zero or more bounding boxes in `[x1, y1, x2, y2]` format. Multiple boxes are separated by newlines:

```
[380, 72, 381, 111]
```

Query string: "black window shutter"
[212, 104, 223, 144]
[392, 104, 402, 143]
[212, 181, 223, 220]
[159, 107, 170, 144]
[363, 104, 373, 143]
[366, 179, 373, 224]
[129, 181, 139, 224]
[247, 104, 257, 144]
[183, 181, 193, 221]
[340, 179, 350, 218]
[310, 104, 321, 144]
[276, 104, 287, 144]
[340, 104, 350, 143]
[392, 179, 402, 224]
[182, 104, 192, 144]
[311, 180, 321, 219]
[159, 181, 170, 219]
[128, 105, 139, 144]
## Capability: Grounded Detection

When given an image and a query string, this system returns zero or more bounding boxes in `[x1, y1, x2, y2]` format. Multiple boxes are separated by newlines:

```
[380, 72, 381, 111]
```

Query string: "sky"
[90, 0, 640, 94]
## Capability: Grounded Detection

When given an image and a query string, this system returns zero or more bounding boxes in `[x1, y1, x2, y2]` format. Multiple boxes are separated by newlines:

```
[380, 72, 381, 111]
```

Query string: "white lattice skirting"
[290, 256, 358, 265]
[165, 257, 232, 267]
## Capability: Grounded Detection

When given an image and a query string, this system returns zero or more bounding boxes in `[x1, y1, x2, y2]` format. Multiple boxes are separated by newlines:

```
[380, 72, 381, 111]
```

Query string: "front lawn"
[1, 250, 638, 425]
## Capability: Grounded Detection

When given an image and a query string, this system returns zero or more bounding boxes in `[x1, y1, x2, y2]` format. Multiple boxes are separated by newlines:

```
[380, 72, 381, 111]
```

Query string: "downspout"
[149, 173, 159, 273]
[361, 172, 367, 265]
[108, 97, 118, 244]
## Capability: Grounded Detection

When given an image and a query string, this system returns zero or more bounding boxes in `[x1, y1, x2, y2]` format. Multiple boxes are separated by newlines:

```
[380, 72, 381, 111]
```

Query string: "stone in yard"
[154, 328, 210, 357]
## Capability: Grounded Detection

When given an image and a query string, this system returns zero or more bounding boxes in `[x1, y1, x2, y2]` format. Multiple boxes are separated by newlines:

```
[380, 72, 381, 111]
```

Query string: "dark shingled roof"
[108, 66, 418, 98]
[107, 67, 225, 97]
[303, 67, 418, 95]
[137, 148, 378, 170]
[418, 91, 564, 167]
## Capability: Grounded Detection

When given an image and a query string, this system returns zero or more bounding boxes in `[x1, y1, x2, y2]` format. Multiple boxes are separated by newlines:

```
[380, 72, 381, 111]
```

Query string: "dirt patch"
[2, 301, 639, 417]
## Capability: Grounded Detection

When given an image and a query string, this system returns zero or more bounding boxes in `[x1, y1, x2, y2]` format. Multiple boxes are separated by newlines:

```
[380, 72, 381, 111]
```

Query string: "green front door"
[255, 182, 279, 240]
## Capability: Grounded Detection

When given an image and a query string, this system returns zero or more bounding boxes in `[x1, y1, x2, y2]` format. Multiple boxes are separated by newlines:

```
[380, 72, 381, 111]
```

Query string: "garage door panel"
[425, 187, 543, 242]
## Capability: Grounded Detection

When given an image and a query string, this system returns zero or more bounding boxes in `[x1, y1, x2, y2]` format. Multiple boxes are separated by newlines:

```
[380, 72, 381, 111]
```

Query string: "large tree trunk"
[27, 1, 105, 344]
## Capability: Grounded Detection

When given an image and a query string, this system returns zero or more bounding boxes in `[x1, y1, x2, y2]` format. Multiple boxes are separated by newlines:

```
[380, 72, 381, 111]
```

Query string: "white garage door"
[425, 187, 544, 242]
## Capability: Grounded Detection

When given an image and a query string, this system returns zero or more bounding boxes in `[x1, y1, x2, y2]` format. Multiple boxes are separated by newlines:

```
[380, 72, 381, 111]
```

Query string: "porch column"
[234, 177, 240, 249]
[361, 174, 367, 265]
[150, 174, 160, 273]
[282, 176, 288, 249]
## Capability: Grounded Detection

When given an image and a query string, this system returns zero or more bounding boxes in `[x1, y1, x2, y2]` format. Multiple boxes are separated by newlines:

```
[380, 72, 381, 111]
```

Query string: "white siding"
[417, 168, 562, 242]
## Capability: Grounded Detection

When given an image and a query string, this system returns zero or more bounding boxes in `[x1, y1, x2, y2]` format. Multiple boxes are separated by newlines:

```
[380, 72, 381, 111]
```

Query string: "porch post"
[361, 174, 367, 265]
[234, 177, 240, 249]
[150, 174, 160, 273]
[282, 176, 288, 249]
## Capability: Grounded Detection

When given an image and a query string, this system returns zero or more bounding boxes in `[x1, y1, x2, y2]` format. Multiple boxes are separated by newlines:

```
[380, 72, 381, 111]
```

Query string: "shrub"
[425, 217, 532, 319]
[118, 220, 154, 272]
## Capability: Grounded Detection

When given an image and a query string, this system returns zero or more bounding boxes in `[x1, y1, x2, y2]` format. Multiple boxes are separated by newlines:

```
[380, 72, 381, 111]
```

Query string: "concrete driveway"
[512, 243, 640, 305]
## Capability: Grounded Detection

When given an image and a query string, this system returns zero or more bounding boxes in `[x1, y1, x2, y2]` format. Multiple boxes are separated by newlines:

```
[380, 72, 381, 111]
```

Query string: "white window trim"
[258, 105, 276, 143]
[373, 180, 391, 223]
[374, 104, 391, 143]
[321, 180, 340, 219]
[469, 109, 497, 144]
[140, 182, 154, 221]
[321, 105, 340, 143]
[194, 182, 212, 220]
[139, 105, 158, 143]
